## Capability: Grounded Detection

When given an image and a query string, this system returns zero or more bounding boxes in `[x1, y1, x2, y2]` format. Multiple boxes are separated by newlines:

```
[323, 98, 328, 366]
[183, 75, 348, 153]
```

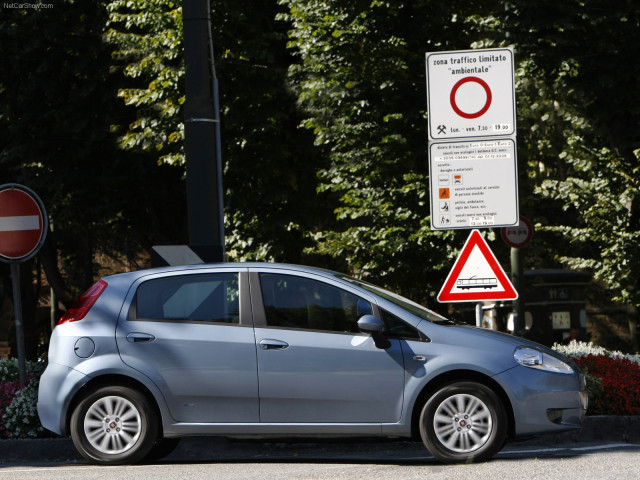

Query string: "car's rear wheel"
[70, 386, 158, 465]
[419, 381, 507, 464]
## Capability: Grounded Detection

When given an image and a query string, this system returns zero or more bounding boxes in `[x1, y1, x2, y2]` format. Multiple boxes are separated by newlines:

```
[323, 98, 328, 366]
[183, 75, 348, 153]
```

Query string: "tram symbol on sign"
[456, 276, 498, 290]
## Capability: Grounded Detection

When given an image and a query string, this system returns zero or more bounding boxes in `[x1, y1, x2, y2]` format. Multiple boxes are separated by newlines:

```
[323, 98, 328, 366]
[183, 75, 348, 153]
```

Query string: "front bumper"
[497, 365, 587, 437]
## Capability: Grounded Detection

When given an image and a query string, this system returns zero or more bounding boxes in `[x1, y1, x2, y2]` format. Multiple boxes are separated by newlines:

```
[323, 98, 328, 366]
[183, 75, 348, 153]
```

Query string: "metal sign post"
[9, 263, 27, 384]
[502, 216, 533, 336]
[0, 184, 48, 385]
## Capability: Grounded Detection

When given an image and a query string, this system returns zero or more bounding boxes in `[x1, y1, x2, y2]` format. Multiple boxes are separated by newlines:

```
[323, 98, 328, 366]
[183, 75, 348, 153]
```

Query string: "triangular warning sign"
[438, 230, 518, 303]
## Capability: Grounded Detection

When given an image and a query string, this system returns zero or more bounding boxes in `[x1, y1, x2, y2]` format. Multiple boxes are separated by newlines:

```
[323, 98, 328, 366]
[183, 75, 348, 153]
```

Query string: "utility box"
[514, 270, 591, 346]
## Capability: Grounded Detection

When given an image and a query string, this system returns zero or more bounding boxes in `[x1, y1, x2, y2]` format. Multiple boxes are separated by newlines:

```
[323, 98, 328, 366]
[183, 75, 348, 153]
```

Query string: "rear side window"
[135, 273, 239, 324]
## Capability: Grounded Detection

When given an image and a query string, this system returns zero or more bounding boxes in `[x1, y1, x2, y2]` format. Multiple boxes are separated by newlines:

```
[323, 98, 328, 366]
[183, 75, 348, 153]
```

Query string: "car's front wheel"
[70, 386, 158, 465]
[419, 381, 507, 463]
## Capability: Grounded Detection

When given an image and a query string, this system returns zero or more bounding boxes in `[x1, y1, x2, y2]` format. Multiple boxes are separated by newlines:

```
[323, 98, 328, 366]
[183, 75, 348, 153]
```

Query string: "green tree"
[505, 0, 640, 350]
[280, 0, 499, 306]
[106, 0, 185, 165]
[0, 1, 186, 357]
[106, 0, 323, 263]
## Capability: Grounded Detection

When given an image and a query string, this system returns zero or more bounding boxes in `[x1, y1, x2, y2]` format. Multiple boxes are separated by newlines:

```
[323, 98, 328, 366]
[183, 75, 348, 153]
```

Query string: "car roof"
[102, 262, 344, 284]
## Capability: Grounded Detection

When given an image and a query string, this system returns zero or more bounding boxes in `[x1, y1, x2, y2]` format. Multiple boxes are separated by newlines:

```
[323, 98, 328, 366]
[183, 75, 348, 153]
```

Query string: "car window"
[336, 274, 453, 324]
[259, 273, 372, 333]
[380, 309, 423, 341]
[135, 273, 239, 324]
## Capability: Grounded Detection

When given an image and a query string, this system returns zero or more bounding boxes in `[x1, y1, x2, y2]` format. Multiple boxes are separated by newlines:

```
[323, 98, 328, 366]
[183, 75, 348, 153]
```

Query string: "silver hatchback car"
[38, 263, 587, 465]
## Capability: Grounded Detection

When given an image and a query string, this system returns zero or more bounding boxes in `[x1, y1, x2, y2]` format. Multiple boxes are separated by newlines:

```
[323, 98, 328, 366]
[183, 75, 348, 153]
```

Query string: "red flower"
[573, 355, 640, 415]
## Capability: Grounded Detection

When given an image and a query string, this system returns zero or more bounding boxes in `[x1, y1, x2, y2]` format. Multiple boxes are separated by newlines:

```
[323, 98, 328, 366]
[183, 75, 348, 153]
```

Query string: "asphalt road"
[2, 416, 639, 479]
[1, 441, 639, 480]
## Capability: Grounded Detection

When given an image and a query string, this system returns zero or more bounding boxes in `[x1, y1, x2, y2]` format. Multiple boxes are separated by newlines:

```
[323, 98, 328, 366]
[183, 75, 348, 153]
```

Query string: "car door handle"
[126, 332, 156, 343]
[259, 339, 289, 350]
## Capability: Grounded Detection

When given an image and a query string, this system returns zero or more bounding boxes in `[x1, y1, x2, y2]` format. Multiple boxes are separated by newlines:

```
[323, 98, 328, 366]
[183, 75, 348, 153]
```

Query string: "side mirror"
[357, 315, 385, 333]
[357, 315, 391, 350]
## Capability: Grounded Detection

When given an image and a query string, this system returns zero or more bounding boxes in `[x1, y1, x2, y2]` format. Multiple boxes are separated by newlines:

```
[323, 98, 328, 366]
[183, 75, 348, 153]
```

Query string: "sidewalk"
[1, 416, 639, 465]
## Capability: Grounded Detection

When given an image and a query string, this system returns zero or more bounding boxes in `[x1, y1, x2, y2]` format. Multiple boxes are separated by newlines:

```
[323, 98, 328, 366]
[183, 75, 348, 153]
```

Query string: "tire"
[419, 381, 507, 464]
[70, 386, 158, 465]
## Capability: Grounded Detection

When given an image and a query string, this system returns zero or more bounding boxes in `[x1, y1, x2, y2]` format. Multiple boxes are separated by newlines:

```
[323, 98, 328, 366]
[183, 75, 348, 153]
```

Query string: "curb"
[1, 416, 639, 465]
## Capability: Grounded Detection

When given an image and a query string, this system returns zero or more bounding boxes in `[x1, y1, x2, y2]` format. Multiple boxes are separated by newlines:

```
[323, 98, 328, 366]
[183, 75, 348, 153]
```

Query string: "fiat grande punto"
[38, 263, 587, 465]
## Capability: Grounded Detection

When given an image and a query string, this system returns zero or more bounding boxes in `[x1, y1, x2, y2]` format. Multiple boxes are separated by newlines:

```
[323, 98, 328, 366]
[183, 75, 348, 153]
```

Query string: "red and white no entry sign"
[501, 216, 533, 248]
[0, 184, 48, 262]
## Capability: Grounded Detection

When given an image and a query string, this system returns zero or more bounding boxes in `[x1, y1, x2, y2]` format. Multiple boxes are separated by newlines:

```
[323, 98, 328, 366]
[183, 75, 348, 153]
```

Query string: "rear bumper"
[37, 362, 89, 436]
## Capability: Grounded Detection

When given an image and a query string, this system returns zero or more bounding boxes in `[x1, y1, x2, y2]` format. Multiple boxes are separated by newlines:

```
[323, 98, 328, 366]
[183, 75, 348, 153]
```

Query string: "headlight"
[514, 347, 574, 374]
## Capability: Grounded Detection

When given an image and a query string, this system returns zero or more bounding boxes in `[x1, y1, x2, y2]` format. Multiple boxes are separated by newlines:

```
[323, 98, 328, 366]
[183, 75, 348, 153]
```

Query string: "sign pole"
[511, 246, 525, 336]
[475, 302, 483, 327]
[10, 263, 27, 385]
[183, 0, 225, 261]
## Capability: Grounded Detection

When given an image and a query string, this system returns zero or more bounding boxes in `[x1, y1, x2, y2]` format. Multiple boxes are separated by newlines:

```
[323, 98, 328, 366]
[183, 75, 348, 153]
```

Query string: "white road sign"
[426, 48, 515, 140]
[429, 139, 518, 230]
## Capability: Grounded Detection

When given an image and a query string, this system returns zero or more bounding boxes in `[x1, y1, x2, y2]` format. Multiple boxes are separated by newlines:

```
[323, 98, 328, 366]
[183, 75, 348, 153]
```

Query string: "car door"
[251, 269, 406, 424]
[116, 268, 259, 423]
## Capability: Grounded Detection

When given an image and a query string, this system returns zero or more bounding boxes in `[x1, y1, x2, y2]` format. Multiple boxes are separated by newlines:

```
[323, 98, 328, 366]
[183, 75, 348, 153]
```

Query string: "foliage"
[280, 0, 500, 305]
[0, 379, 22, 438]
[0, 1, 187, 292]
[106, 0, 185, 165]
[2, 0, 640, 355]
[2, 380, 44, 438]
[211, 0, 325, 263]
[0, 1, 117, 289]
[0, 359, 47, 438]
[553, 341, 640, 415]
[554, 340, 640, 366]
[504, 0, 640, 346]
[574, 355, 640, 416]
[105, 0, 323, 264]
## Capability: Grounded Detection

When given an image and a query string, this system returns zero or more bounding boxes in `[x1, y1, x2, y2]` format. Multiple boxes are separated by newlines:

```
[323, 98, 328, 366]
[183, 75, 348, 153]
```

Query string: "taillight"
[57, 280, 108, 325]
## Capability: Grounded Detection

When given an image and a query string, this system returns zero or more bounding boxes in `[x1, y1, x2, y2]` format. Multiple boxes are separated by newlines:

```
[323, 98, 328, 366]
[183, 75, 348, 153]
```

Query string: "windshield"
[336, 274, 453, 324]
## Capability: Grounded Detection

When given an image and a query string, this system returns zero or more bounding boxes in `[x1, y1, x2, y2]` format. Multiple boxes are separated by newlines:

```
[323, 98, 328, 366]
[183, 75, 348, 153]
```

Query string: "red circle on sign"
[0, 186, 46, 261]
[450, 76, 492, 119]
[501, 216, 533, 249]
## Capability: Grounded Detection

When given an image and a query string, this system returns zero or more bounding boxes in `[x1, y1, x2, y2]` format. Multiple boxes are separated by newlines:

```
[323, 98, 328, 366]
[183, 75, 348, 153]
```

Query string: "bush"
[553, 341, 640, 415]
[0, 358, 47, 438]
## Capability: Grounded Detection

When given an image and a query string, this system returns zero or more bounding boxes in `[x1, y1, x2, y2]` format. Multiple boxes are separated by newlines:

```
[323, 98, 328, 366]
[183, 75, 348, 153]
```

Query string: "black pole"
[10, 263, 27, 385]
[183, 0, 224, 260]
[511, 246, 525, 336]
